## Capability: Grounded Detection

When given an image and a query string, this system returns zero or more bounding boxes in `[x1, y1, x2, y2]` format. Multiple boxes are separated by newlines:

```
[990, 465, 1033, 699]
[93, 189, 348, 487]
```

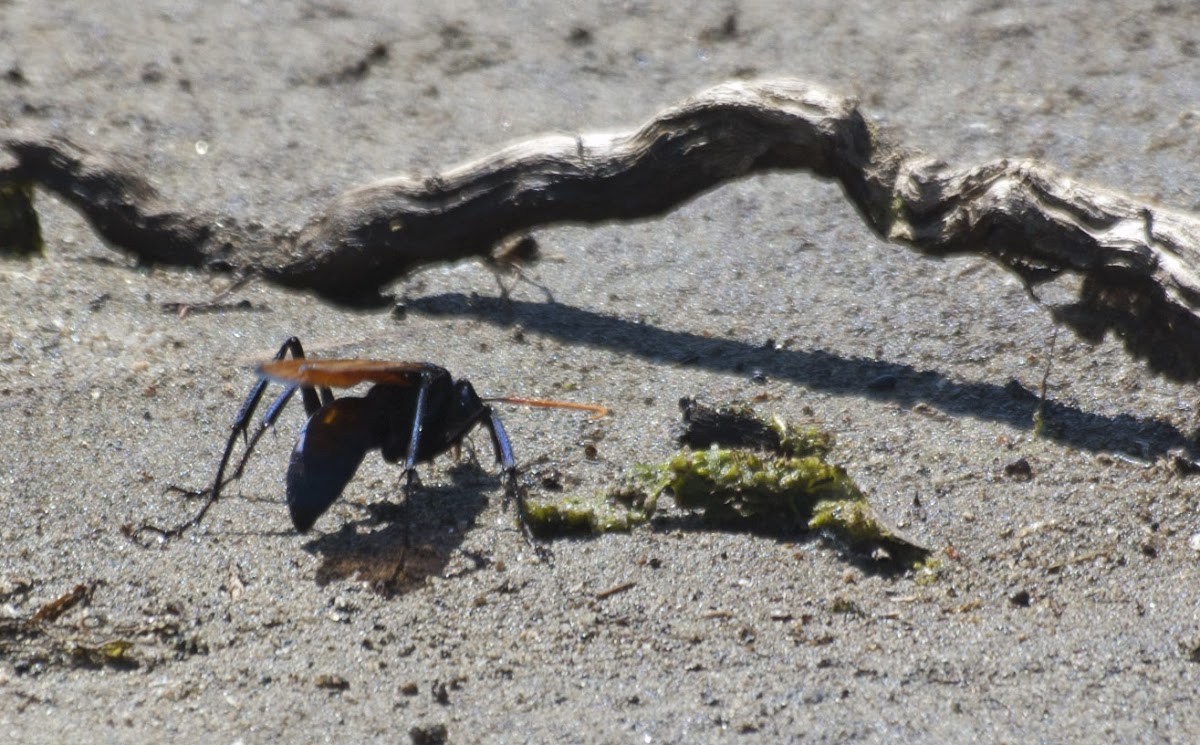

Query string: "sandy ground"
[3, 1, 1200, 742]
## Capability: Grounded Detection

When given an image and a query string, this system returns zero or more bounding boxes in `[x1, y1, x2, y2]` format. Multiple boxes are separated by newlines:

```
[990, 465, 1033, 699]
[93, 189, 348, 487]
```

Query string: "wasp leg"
[369, 375, 437, 580]
[400, 371, 436, 495]
[482, 407, 549, 559]
[231, 342, 334, 482]
[131, 336, 324, 543]
[377, 371, 436, 553]
[224, 383, 297, 487]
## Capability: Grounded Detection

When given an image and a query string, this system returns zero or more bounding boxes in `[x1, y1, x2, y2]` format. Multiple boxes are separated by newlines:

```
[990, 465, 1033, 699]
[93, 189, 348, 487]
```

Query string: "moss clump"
[527, 400, 929, 568]
[524, 487, 653, 536]
[809, 498, 889, 543]
[648, 401, 929, 566]
[809, 498, 930, 566]
[912, 557, 944, 585]
[769, 415, 835, 459]
[646, 448, 863, 529]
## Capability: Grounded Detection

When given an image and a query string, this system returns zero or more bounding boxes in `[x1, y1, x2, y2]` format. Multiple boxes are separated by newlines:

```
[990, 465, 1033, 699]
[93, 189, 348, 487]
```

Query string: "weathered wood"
[5, 78, 1200, 378]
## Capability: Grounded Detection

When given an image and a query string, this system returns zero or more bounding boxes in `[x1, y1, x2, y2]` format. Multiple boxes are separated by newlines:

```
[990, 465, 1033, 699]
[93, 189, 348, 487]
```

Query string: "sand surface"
[3, 2, 1199, 742]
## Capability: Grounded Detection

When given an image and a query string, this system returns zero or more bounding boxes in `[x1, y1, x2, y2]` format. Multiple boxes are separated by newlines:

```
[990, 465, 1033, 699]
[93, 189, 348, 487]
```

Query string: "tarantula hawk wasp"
[132, 337, 606, 544]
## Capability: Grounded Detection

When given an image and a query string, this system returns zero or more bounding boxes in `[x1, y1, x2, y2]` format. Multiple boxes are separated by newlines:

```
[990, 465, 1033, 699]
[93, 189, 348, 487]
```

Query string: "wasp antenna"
[485, 396, 609, 420]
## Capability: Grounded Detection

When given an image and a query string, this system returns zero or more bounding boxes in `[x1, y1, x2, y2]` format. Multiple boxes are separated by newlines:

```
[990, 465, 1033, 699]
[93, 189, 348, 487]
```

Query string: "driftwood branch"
[5, 78, 1200, 378]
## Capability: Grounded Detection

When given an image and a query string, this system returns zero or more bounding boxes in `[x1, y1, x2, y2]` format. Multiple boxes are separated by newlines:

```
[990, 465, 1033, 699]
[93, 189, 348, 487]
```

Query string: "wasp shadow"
[298, 462, 499, 597]
[409, 293, 1199, 459]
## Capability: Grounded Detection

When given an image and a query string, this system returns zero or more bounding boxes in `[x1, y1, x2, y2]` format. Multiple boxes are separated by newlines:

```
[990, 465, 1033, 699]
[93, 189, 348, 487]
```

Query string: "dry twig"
[5, 78, 1200, 377]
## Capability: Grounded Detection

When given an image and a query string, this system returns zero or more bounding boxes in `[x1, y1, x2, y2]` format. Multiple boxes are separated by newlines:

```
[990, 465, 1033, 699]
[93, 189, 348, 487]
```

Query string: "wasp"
[135, 337, 605, 542]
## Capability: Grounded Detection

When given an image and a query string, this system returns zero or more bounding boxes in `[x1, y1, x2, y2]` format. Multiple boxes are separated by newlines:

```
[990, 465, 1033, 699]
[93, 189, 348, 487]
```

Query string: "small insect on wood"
[134, 337, 606, 542]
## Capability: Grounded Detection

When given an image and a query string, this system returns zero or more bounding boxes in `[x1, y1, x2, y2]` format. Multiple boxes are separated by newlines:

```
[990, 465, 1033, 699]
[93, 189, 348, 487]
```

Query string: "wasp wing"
[259, 358, 442, 389]
[286, 397, 381, 532]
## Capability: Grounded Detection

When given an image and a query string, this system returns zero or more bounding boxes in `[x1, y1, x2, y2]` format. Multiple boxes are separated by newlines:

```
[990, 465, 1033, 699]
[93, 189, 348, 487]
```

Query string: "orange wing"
[257, 358, 446, 388]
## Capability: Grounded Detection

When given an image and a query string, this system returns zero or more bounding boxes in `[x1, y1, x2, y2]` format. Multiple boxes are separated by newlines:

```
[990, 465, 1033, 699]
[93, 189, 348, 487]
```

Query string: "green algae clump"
[524, 399, 929, 567]
[808, 498, 931, 566]
[652, 448, 863, 528]
[524, 485, 654, 536]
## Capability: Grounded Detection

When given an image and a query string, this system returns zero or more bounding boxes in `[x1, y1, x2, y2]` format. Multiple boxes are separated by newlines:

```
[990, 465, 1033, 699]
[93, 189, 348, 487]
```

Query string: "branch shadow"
[409, 292, 1199, 459]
